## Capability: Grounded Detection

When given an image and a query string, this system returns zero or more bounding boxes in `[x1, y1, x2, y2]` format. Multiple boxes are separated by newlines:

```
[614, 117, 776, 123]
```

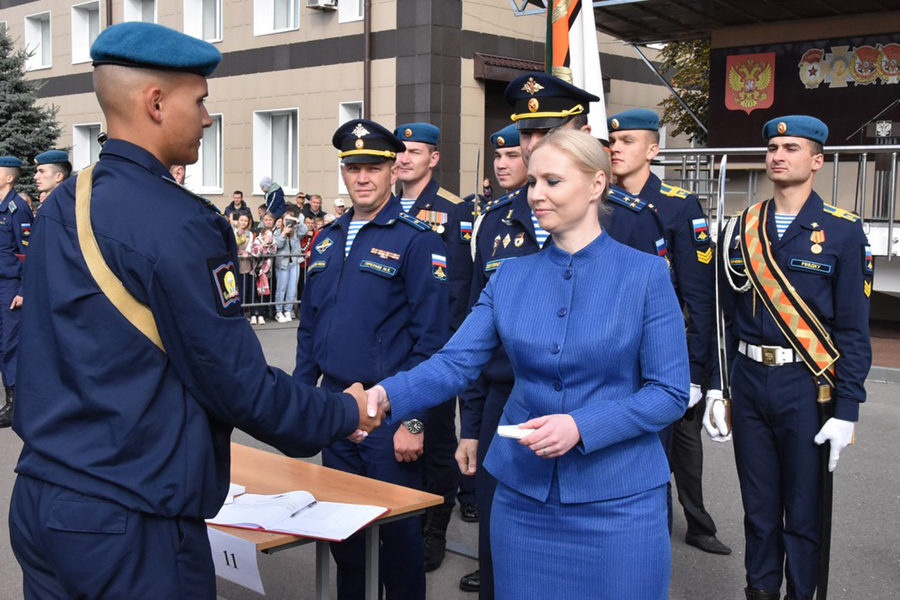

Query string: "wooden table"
[209, 443, 443, 600]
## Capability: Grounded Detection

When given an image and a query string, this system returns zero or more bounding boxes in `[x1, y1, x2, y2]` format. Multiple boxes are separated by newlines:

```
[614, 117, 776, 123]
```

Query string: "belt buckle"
[761, 345, 779, 366]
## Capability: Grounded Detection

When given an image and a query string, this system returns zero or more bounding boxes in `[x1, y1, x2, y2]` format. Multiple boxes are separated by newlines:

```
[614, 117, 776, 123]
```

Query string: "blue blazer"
[382, 232, 689, 504]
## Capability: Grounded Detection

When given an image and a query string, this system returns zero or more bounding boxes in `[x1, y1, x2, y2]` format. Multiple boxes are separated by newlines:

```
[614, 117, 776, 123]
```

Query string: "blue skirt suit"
[381, 232, 689, 599]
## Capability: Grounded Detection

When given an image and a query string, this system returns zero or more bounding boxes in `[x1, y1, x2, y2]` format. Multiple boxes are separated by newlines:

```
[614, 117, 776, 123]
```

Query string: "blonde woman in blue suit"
[367, 129, 689, 599]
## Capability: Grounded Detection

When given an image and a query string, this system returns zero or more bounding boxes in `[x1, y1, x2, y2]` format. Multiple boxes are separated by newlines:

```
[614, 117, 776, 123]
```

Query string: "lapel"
[508, 188, 537, 242]
[410, 179, 439, 213]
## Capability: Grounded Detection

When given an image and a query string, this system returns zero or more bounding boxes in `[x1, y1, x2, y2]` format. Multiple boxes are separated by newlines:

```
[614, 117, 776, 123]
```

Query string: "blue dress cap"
[0, 157, 23, 168]
[608, 108, 660, 133]
[34, 150, 70, 165]
[90, 22, 222, 76]
[504, 73, 600, 131]
[333, 119, 406, 164]
[491, 124, 520, 149]
[393, 123, 440, 145]
[762, 115, 828, 146]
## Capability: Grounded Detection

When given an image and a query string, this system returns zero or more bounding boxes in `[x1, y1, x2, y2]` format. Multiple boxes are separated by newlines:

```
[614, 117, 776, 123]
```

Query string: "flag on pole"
[546, 0, 609, 141]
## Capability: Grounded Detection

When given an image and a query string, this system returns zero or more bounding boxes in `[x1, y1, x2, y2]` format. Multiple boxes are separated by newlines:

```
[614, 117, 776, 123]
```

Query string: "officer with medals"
[607, 108, 729, 554]
[0, 156, 32, 429]
[294, 119, 451, 600]
[393, 122, 473, 570]
[9, 23, 379, 598]
[33, 150, 73, 206]
[718, 116, 871, 600]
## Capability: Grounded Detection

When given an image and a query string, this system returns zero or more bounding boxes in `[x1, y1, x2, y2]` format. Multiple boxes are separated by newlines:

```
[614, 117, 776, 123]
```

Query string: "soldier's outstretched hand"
[345, 383, 384, 443]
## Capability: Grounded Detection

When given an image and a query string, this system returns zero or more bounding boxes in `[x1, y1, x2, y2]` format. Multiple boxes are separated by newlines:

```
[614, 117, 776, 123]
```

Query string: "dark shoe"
[423, 504, 453, 572]
[745, 587, 779, 600]
[685, 533, 732, 555]
[459, 501, 479, 523]
[459, 569, 480, 592]
[0, 403, 11, 429]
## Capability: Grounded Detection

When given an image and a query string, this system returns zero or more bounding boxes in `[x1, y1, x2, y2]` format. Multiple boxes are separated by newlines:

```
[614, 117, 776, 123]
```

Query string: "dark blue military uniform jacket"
[407, 179, 474, 330]
[13, 140, 358, 518]
[604, 184, 667, 258]
[294, 196, 451, 422]
[0, 187, 33, 294]
[720, 191, 872, 421]
[635, 173, 715, 385]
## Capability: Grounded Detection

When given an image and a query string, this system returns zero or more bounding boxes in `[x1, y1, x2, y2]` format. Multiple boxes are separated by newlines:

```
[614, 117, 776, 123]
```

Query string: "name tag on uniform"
[359, 260, 397, 278]
[307, 260, 327, 273]
[485, 257, 515, 272]
[789, 257, 833, 275]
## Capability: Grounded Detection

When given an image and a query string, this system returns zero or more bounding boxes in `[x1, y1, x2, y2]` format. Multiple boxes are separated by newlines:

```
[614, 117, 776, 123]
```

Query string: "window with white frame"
[254, 0, 298, 35]
[1, 22, 8, 37]
[337, 101, 363, 194]
[72, 123, 102, 170]
[253, 109, 299, 194]
[71, 1, 101, 64]
[24, 12, 52, 70]
[184, 0, 221, 42]
[338, 0, 363, 23]
[186, 114, 223, 193]
[124, 0, 156, 23]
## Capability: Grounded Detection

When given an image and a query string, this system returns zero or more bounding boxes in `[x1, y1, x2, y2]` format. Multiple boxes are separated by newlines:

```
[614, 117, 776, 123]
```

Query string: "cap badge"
[521, 77, 545, 96]
[777, 122, 787, 134]
[528, 98, 539, 113]
[404, 128, 413, 138]
[611, 118, 620, 130]
[352, 124, 370, 138]
[497, 136, 506, 147]
[355, 139, 365, 149]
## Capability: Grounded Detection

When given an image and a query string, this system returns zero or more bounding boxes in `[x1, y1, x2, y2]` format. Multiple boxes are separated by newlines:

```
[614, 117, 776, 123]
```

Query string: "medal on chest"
[810, 224, 825, 254]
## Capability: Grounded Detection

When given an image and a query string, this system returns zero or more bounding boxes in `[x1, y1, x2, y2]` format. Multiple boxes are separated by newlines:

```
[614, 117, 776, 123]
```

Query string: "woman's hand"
[518, 414, 581, 459]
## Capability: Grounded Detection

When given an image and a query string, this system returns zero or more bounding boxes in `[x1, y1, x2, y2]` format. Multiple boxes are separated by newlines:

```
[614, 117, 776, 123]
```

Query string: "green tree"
[657, 39, 709, 146]
[0, 27, 61, 197]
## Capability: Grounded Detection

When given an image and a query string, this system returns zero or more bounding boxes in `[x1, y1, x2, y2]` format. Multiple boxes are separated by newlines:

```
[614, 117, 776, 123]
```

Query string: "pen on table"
[290, 501, 317, 518]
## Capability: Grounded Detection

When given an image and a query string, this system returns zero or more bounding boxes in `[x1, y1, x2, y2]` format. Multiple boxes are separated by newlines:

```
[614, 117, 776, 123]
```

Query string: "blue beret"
[34, 150, 70, 165]
[608, 108, 659, 133]
[91, 22, 222, 76]
[333, 119, 406, 164]
[394, 123, 440, 146]
[762, 116, 828, 146]
[491, 124, 520, 149]
[0, 157, 23, 168]
[505, 73, 599, 131]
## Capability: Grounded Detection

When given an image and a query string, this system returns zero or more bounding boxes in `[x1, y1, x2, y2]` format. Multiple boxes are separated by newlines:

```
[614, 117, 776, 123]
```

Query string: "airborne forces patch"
[208, 255, 241, 316]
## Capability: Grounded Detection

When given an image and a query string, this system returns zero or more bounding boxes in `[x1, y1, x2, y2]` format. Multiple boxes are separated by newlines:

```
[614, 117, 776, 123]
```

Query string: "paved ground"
[0, 321, 897, 599]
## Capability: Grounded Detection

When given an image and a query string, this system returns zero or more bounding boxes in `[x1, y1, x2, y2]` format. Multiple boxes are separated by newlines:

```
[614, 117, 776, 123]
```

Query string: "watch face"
[405, 419, 424, 434]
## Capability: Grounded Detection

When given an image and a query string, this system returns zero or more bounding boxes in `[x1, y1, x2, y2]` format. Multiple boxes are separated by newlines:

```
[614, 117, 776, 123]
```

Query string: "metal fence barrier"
[239, 252, 308, 310]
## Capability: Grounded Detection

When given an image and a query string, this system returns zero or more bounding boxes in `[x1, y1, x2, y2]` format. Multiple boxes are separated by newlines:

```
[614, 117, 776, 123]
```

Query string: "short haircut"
[309, 194, 322, 202]
[570, 113, 589, 129]
[810, 140, 824, 156]
[233, 190, 243, 197]
[530, 128, 612, 219]
[49, 162, 73, 180]
[0, 167, 21, 183]
[258, 203, 267, 210]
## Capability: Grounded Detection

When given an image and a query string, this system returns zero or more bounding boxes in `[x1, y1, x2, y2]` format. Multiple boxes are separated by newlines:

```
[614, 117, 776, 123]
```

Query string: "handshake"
[343, 384, 393, 443]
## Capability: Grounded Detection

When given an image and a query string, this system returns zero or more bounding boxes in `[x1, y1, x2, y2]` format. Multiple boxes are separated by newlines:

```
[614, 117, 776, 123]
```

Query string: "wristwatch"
[403, 419, 424, 434]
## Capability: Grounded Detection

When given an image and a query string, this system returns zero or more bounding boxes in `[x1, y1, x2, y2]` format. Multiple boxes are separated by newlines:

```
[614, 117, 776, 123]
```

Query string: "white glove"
[702, 389, 732, 443]
[688, 383, 703, 409]
[814, 418, 855, 472]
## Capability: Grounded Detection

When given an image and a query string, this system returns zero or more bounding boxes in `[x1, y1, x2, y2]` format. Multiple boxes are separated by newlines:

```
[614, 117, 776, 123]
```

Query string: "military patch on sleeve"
[655, 237, 672, 271]
[696, 248, 713, 264]
[432, 253, 448, 281]
[21, 223, 31, 237]
[863, 244, 874, 276]
[691, 218, 710, 245]
[460, 221, 473, 241]
[207, 254, 242, 316]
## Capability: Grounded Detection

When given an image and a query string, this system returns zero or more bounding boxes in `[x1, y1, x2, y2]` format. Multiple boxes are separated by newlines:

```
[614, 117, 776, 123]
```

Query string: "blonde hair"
[530, 129, 611, 217]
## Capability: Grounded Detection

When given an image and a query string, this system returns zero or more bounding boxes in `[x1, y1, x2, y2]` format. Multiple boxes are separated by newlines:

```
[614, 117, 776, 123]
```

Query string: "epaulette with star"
[660, 182, 691, 199]
[823, 203, 860, 223]
[436, 188, 463, 204]
[397, 211, 431, 231]
[607, 187, 647, 213]
[483, 188, 522, 215]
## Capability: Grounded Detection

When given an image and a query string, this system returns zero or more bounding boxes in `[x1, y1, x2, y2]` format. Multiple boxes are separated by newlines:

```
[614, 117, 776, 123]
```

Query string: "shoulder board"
[607, 188, 647, 212]
[436, 188, 463, 204]
[163, 177, 223, 216]
[823, 203, 860, 223]
[397, 212, 431, 231]
[660, 182, 691, 199]
[483, 189, 520, 214]
[7, 200, 16, 214]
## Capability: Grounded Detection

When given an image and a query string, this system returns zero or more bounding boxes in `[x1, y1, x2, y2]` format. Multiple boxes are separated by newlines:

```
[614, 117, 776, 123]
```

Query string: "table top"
[208, 443, 443, 551]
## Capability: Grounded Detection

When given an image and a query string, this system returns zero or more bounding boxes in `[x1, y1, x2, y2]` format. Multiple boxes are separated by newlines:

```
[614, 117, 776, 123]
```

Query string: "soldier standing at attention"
[9, 23, 379, 598]
[607, 108, 729, 554]
[33, 150, 73, 201]
[0, 156, 31, 429]
[393, 122, 473, 571]
[720, 116, 871, 600]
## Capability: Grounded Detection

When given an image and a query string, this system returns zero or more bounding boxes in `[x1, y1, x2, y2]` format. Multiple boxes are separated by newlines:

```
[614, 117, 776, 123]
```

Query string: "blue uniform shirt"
[0, 187, 33, 294]
[721, 191, 872, 422]
[14, 139, 359, 518]
[294, 196, 451, 421]
[634, 173, 715, 384]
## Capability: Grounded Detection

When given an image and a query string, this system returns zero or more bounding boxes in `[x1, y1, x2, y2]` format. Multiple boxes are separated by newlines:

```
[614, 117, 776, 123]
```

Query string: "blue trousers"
[323, 424, 425, 600]
[0, 277, 22, 388]
[9, 475, 215, 599]
[732, 355, 823, 600]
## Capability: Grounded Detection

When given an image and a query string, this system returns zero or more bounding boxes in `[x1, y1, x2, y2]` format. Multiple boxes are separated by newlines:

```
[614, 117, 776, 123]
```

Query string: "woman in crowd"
[234, 214, 255, 311]
[367, 129, 688, 599]
[273, 215, 307, 322]
[249, 212, 277, 325]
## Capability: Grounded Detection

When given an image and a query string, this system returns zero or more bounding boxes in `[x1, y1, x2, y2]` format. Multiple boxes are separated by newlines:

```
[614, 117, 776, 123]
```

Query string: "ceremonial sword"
[713, 154, 732, 429]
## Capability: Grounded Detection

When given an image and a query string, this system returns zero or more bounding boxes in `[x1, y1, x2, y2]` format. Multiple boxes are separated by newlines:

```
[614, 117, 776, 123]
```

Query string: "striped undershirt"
[530, 213, 551, 248]
[774, 213, 796, 240]
[400, 198, 416, 213]
[345, 220, 367, 257]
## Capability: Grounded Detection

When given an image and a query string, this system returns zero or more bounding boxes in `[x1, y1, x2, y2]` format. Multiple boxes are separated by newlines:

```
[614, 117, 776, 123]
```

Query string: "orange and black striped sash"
[739, 200, 838, 385]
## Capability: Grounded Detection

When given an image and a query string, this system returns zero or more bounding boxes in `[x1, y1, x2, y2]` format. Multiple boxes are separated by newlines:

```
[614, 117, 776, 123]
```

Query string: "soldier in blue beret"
[607, 108, 730, 554]
[8, 22, 381, 599]
[33, 150, 73, 205]
[0, 156, 32, 430]
[294, 118, 450, 600]
[392, 121, 474, 570]
[718, 116, 870, 600]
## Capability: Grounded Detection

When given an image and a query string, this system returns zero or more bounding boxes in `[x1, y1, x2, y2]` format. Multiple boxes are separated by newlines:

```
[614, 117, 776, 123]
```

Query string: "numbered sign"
[207, 527, 266, 594]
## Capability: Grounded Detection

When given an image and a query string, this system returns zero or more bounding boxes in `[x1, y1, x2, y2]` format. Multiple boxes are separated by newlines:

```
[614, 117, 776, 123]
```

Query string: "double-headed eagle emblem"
[728, 58, 773, 110]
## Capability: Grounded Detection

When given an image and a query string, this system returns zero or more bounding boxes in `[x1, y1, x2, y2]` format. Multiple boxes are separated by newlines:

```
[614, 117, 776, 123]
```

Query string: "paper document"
[207, 526, 265, 595]
[225, 482, 246, 505]
[207, 490, 389, 542]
